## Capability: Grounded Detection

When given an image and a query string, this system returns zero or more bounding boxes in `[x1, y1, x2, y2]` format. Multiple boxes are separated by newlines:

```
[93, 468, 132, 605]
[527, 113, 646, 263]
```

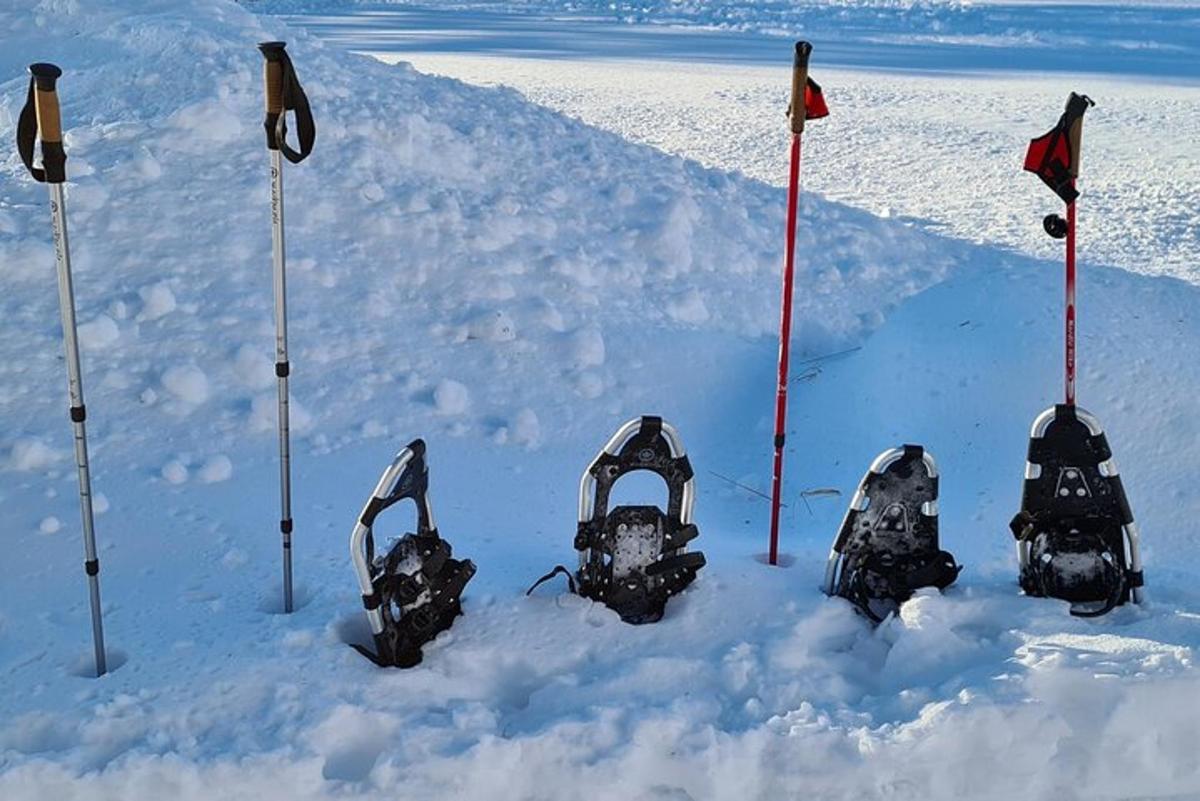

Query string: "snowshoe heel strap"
[902, 550, 962, 591]
[526, 565, 577, 596]
[644, 551, 707, 579]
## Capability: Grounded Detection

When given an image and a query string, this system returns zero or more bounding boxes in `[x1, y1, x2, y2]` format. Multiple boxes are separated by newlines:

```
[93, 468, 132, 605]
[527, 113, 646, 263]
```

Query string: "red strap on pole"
[768, 134, 802, 566]
[1065, 186, 1076, 406]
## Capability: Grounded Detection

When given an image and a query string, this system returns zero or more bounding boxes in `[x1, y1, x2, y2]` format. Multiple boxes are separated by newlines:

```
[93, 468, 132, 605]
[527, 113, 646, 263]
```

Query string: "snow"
[2, 0, 1199, 799]
[161, 365, 211, 406]
[277, 4, 1200, 281]
[433, 378, 471, 416]
[199, 454, 234, 483]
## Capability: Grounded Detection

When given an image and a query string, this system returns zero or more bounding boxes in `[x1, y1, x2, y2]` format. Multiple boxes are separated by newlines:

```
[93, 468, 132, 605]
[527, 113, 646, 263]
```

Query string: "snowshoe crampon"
[349, 439, 476, 667]
[823, 445, 961, 623]
[1011, 405, 1144, 617]
[527, 416, 706, 624]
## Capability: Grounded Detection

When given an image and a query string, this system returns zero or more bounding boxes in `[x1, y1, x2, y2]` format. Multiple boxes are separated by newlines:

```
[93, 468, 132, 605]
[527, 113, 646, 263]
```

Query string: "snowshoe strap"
[1019, 520, 1129, 617]
[1010, 510, 1037, 541]
[643, 551, 707, 579]
[841, 550, 961, 624]
[526, 565, 577, 596]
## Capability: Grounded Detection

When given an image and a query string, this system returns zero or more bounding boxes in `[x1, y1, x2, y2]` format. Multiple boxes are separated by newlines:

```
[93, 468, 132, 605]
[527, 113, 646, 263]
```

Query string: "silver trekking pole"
[258, 42, 315, 613]
[16, 63, 107, 676]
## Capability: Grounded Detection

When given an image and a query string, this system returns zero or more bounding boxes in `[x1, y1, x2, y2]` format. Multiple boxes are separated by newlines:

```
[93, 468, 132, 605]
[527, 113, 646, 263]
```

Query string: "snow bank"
[2, 0, 1199, 799]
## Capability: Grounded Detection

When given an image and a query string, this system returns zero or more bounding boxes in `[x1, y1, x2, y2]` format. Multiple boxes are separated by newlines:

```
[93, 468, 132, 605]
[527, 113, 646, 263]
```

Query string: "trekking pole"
[258, 42, 315, 613]
[1024, 93, 1093, 406]
[16, 63, 107, 676]
[768, 42, 828, 566]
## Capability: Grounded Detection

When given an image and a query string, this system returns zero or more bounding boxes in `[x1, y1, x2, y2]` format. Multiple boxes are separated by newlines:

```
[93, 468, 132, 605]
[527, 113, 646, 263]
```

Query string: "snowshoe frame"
[528, 416, 705, 624]
[1014, 405, 1144, 614]
[575, 416, 706, 623]
[349, 439, 476, 667]
[823, 445, 960, 622]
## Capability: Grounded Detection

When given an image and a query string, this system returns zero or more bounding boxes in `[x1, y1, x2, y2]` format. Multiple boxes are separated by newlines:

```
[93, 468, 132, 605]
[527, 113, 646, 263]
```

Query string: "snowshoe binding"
[1011, 405, 1144, 617]
[349, 439, 476, 667]
[527, 416, 706, 624]
[823, 445, 961, 623]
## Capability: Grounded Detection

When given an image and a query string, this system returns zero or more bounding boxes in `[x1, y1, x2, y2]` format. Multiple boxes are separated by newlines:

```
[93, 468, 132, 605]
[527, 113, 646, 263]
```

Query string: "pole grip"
[1065, 92, 1089, 179]
[789, 41, 813, 134]
[259, 41, 286, 150]
[26, 63, 67, 183]
[31, 64, 64, 144]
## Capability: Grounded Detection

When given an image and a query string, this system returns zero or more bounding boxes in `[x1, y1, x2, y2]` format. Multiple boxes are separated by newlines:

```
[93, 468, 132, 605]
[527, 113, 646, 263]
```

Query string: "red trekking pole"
[768, 42, 828, 566]
[1024, 92, 1092, 405]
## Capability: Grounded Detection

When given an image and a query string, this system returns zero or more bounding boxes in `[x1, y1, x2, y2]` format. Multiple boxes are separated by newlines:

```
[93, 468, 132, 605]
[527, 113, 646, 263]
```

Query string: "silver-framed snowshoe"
[527, 416, 706, 624]
[823, 445, 960, 623]
[349, 439, 476, 667]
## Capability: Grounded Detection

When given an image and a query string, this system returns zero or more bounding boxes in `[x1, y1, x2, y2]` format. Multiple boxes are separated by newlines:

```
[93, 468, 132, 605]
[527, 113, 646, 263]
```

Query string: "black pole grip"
[789, 42, 813, 134]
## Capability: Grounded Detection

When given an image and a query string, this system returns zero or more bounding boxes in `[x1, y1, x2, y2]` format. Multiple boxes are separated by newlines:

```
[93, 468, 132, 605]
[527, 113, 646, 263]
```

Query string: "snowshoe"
[1010, 404, 1144, 617]
[349, 439, 476, 667]
[823, 445, 961, 623]
[527, 416, 706, 624]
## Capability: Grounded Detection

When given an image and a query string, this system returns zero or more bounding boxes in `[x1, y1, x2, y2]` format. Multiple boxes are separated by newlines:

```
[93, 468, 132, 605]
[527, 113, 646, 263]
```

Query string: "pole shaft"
[768, 134, 803, 566]
[270, 149, 294, 613]
[1065, 188, 1076, 406]
[50, 183, 107, 677]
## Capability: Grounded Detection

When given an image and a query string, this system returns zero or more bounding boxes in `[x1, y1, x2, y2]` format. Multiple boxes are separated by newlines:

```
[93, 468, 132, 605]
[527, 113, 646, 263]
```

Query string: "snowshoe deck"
[349, 439, 476, 667]
[823, 445, 960, 623]
[527, 416, 705, 624]
[1011, 404, 1144, 616]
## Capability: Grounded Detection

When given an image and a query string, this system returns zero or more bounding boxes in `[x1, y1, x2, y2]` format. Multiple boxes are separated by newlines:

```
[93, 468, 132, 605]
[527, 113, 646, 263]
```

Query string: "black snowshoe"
[823, 445, 961, 623]
[349, 439, 476, 667]
[1010, 404, 1144, 617]
[527, 416, 706, 624]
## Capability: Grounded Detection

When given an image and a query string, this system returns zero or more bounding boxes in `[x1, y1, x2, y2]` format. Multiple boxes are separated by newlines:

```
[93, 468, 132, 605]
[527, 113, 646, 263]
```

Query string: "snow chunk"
[168, 99, 242, 145]
[161, 460, 189, 485]
[512, 408, 541, 448]
[234, 346, 276, 391]
[198, 455, 233, 484]
[666, 289, 710, 325]
[161, 365, 210, 405]
[38, 516, 61, 535]
[77, 315, 119, 351]
[137, 282, 177, 321]
[467, 310, 517, 342]
[433, 380, 470, 416]
[250, 393, 313, 434]
[7, 438, 61, 471]
[569, 326, 606, 369]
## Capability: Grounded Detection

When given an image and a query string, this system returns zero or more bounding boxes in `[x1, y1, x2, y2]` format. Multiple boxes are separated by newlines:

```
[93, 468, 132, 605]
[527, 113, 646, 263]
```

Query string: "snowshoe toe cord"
[349, 439, 476, 668]
[1012, 405, 1144, 617]
[527, 416, 706, 624]
[824, 445, 961, 624]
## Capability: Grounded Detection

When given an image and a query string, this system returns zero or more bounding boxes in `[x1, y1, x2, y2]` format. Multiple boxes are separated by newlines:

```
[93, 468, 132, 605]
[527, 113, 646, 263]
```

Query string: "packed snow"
[2, 0, 1199, 800]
